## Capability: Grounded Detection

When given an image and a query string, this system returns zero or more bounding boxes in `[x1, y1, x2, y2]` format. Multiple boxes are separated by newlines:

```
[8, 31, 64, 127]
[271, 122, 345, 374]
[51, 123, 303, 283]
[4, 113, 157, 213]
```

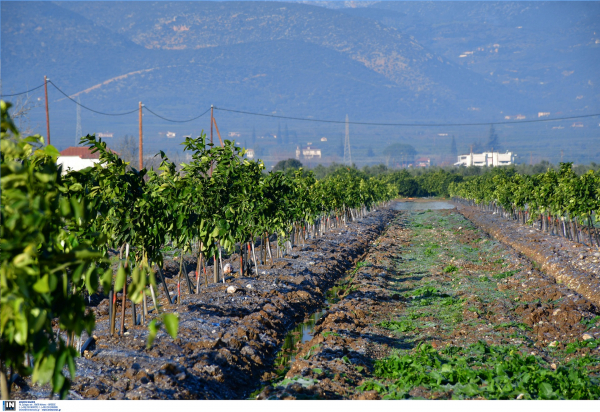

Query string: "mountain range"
[2, 1, 599, 165]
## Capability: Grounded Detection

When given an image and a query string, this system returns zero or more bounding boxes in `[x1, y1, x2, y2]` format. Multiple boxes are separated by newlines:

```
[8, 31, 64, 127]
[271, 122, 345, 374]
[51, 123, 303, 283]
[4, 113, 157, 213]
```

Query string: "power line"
[51, 80, 210, 121]
[214, 106, 600, 127]
[0, 83, 46, 97]
[49, 81, 138, 116]
[9, 80, 599, 127]
[143, 106, 211, 123]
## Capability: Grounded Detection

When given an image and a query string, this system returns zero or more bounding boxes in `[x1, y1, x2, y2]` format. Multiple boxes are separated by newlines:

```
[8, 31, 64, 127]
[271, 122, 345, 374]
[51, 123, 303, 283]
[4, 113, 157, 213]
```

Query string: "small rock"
[550, 363, 557, 370]
[552, 309, 561, 316]
[516, 393, 524, 400]
[246, 284, 253, 289]
[548, 341, 558, 348]
[223, 263, 232, 274]
[582, 333, 594, 341]
[226, 286, 237, 294]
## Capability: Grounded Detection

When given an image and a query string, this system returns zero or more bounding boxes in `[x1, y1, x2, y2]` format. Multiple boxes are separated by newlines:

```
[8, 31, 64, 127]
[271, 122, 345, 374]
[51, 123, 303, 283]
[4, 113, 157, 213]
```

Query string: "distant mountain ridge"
[1, 1, 598, 164]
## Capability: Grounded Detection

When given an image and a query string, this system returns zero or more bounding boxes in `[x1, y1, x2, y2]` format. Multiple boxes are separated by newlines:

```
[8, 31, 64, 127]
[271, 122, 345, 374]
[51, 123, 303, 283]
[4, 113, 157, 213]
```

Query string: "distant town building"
[57, 146, 101, 174]
[97, 132, 113, 138]
[166, 132, 176, 138]
[228, 132, 241, 138]
[296, 145, 321, 160]
[571, 122, 584, 128]
[415, 157, 431, 167]
[320, 137, 328, 142]
[455, 151, 516, 167]
[538, 112, 550, 118]
[246, 148, 255, 159]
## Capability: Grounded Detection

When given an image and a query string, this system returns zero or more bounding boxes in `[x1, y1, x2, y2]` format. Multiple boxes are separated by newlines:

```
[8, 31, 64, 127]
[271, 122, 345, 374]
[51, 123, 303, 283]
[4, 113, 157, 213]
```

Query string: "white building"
[57, 147, 101, 174]
[455, 151, 516, 167]
[296, 145, 321, 160]
[246, 148, 255, 159]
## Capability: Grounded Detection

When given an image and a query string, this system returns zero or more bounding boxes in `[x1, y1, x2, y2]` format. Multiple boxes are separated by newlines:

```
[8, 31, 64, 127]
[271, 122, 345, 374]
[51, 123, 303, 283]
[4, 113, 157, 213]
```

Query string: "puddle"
[274, 302, 330, 369]
[393, 201, 455, 211]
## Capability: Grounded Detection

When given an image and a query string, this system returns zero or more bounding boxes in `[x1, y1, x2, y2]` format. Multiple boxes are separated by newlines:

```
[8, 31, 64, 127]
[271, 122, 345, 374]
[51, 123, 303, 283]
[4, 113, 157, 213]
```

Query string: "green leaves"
[114, 264, 127, 293]
[360, 341, 600, 399]
[146, 313, 179, 349]
[1, 101, 104, 399]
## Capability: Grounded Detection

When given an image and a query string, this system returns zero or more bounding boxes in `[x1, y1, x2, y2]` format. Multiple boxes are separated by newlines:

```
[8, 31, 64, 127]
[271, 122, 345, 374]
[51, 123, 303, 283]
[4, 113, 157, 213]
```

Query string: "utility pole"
[139, 101, 143, 170]
[210, 105, 214, 175]
[44, 76, 50, 145]
[344, 114, 352, 166]
[75, 96, 82, 145]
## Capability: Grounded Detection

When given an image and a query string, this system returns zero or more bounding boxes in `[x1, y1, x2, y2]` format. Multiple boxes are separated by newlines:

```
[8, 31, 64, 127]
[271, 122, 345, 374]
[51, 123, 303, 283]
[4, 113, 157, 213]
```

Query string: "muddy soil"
[457, 205, 600, 307]
[10, 208, 396, 400]
[258, 207, 600, 399]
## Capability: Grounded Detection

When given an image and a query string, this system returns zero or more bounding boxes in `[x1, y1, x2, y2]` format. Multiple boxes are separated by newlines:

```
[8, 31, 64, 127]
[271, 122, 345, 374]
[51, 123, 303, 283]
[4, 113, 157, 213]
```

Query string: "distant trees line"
[275, 158, 600, 198]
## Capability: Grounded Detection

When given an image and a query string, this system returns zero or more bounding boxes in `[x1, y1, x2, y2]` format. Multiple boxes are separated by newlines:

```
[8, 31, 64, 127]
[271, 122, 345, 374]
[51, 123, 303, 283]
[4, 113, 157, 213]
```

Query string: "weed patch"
[359, 341, 600, 399]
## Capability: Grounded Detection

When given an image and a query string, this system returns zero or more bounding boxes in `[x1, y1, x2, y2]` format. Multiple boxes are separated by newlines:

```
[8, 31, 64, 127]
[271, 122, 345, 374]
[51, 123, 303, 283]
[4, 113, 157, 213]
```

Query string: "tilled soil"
[458, 205, 600, 307]
[10, 208, 396, 400]
[258, 207, 600, 399]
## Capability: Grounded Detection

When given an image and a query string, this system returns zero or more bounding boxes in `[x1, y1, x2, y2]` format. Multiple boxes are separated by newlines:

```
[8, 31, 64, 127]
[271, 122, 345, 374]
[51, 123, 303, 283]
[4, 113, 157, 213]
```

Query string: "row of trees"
[0, 101, 396, 399]
[448, 164, 600, 246]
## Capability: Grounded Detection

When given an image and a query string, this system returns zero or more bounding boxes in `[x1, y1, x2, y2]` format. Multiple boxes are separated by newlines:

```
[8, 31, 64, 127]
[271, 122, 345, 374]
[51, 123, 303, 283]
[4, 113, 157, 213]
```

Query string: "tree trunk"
[1, 363, 9, 400]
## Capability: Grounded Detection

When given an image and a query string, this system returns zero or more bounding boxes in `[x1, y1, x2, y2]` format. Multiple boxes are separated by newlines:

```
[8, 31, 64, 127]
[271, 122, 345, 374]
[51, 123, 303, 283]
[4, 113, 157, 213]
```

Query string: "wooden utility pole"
[212, 116, 224, 147]
[210, 105, 214, 146]
[139, 101, 143, 170]
[210, 105, 214, 175]
[44, 76, 50, 145]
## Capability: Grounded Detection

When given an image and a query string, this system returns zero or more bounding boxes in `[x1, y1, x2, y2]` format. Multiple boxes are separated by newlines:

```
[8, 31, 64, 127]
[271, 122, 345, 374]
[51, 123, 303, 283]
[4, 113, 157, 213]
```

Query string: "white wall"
[57, 156, 99, 174]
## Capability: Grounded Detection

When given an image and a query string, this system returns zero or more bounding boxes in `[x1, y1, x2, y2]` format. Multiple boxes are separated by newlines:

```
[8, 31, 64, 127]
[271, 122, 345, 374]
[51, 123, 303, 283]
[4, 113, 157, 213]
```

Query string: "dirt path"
[258, 208, 600, 399]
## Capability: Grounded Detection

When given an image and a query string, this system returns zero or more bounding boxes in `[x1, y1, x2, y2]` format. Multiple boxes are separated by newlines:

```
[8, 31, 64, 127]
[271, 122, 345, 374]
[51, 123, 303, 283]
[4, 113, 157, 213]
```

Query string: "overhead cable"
[214, 106, 600, 127]
[0, 83, 46, 97]
[49, 81, 139, 116]
[143, 106, 211, 123]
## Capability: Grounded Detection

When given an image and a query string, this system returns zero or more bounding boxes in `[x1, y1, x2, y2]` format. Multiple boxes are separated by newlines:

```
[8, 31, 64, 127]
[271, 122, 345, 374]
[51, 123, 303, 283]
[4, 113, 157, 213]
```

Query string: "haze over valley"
[2, 1, 599, 166]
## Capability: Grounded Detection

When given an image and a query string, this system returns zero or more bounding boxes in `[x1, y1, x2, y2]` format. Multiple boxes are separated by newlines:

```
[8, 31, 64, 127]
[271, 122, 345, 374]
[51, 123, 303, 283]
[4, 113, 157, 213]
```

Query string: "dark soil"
[10, 208, 396, 400]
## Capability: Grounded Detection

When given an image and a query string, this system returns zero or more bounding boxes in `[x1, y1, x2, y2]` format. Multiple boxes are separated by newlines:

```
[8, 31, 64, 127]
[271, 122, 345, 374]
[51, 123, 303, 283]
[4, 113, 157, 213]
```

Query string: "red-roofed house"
[57, 146, 100, 174]
[415, 157, 431, 167]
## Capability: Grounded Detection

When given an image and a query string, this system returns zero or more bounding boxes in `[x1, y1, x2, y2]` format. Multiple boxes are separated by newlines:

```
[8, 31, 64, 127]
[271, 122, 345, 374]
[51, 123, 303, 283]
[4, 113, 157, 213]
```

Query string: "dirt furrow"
[458, 206, 600, 307]
[11, 209, 397, 400]
[257, 207, 600, 400]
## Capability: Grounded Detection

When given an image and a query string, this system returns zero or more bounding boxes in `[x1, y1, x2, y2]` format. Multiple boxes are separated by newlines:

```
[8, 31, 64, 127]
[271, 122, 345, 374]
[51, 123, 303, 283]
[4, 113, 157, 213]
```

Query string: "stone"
[582, 333, 594, 341]
[291, 276, 305, 285]
[548, 341, 558, 347]
[83, 386, 100, 398]
[227, 286, 237, 294]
